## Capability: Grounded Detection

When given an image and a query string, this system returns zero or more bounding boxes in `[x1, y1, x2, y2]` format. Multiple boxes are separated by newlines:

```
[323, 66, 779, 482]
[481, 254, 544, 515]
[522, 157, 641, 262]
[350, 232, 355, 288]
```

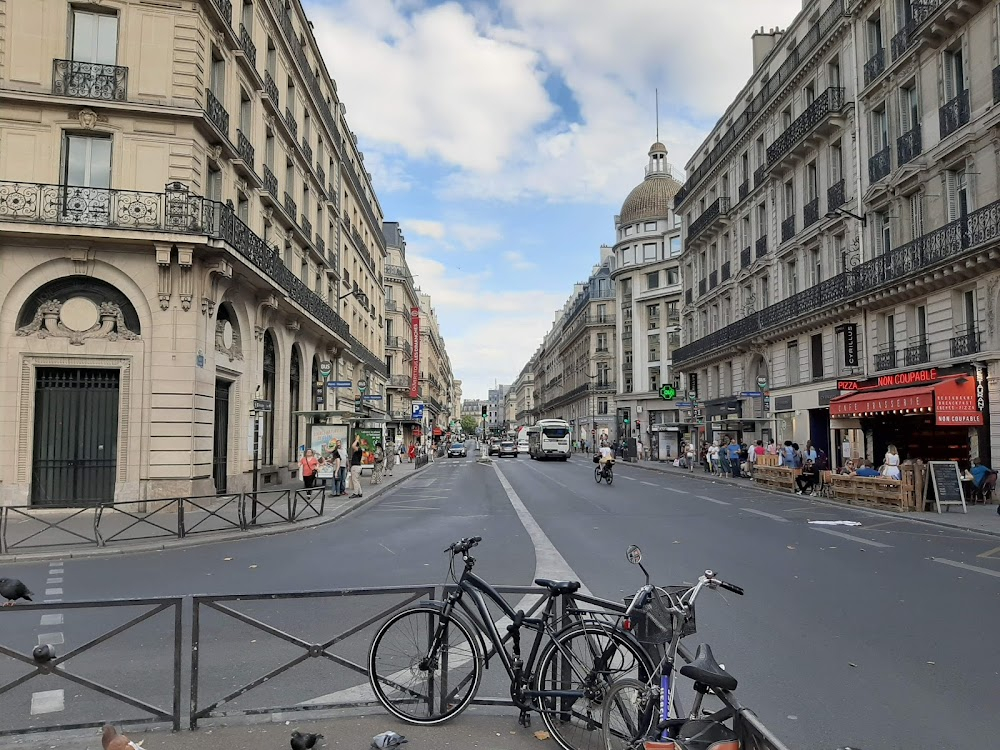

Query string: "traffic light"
[355, 394, 363, 412]
[482, 405, 488, 418]
[315, 383, 325, 405]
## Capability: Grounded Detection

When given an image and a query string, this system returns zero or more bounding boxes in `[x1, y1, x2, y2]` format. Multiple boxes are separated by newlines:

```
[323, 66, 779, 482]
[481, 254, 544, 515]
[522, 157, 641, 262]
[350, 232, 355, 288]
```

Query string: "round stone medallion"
[222, 320, 234, 348]
[60, 297, 100, 332]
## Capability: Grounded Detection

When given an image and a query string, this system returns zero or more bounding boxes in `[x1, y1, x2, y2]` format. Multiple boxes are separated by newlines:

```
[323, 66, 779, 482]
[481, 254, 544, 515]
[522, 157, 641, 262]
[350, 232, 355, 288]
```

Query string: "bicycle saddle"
[679, 643, 738, 691]
[534, 578, 581, 594]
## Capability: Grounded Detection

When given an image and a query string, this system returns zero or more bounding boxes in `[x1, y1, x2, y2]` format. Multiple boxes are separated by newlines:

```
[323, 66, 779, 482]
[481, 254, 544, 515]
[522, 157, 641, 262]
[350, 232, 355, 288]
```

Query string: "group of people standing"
[298, 437, 419, 498]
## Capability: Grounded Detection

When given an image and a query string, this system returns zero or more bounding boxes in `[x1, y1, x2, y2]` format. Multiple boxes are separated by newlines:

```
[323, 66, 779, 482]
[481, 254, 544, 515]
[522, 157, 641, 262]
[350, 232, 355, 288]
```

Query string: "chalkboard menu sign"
[924, 461, 968, 514]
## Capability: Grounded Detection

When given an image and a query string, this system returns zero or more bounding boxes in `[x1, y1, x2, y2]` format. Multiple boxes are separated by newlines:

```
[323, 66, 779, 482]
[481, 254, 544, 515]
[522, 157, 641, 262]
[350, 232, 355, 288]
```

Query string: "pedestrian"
[795, 459, 819, 495]
[804, 440, 818, 464]
[766, 439, 778, 456]
[299, 449, 319, 489]
[408, 442, 416, 463]
[331, 444, 344, 496]
[636, 440, 644, 462]
[881, 444, 901, 479]
[792, 442, 803, 469]
[708, 442, 720, 474]
[686, 443, 695, 471]
[371, 442, 384, 484]
[349, 437, 364, 498]
[780, 440, 795, 467]
[397, 442, 404, 468]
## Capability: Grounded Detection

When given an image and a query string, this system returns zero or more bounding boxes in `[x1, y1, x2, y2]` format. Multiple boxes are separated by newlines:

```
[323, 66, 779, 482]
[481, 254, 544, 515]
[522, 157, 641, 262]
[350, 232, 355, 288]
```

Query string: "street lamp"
[825, 207, 867, 225]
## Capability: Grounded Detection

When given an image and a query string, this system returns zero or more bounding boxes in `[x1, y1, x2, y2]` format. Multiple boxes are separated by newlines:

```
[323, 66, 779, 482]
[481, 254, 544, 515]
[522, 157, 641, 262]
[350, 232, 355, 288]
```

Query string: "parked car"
[448, 442, 467, 458]
[498, 440, 517, 457]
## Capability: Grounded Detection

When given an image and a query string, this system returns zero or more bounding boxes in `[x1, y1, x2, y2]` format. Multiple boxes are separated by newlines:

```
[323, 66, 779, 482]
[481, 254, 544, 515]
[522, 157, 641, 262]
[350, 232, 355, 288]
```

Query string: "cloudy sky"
[305, 0, 803, 399]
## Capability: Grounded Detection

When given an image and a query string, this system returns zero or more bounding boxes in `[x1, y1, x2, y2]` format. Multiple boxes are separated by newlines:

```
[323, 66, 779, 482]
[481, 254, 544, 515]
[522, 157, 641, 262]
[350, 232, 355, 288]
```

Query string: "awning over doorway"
[829, 375, 983, 426]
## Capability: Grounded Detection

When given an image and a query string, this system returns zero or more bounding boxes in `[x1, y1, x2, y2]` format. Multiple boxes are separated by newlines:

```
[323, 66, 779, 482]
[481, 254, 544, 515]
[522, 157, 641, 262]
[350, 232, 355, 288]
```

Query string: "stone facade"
[418, 293, 455, 440]
[382, 222, 421, 445]
[0, 0, 390, 505]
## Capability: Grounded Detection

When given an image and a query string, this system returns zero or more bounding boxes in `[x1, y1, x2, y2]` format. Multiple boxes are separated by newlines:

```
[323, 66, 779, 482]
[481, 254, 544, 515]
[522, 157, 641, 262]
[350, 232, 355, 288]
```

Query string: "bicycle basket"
[624, 586, 696, 645]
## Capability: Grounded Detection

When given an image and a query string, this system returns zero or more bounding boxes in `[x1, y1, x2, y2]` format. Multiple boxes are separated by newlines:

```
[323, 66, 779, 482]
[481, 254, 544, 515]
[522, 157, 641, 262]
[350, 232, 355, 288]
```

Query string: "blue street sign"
[676, 401, 693, 408]
[740, 391, 764, 398]
[411, 403, 425, 420]
[326, 380, 353, 388]
[363, 394, 383, 401]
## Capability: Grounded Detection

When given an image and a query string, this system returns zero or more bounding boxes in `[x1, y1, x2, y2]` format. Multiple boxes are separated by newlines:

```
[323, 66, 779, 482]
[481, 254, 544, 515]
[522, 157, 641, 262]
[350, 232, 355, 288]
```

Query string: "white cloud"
[405, 219, 447, 240]
[502, 250, 535, 271]
[401, 218, 502, 251]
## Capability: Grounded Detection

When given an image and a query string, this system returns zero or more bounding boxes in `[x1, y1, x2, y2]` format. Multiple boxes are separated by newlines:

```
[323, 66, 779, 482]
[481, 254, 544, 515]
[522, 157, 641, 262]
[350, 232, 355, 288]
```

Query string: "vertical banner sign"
[410, 307, 421, 399]
[838, 323, 859, 367]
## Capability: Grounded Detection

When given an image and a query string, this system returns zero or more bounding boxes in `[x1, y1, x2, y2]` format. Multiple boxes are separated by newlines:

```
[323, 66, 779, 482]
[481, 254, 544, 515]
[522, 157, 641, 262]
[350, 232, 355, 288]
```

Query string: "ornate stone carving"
[216, 317, 244, 362]
[286, 317, 300, 333]
[201, 297, 216, 317]
[987, 276, 999, 341]
[262, 207, 273, 224]
[16, 299, 140, 345]
[156, 244, 172, 311]
[77, 109, 98, 129]
[202, 259, 233, 316]
[209, 145, 223, 164]
[176, 244, 194, 311]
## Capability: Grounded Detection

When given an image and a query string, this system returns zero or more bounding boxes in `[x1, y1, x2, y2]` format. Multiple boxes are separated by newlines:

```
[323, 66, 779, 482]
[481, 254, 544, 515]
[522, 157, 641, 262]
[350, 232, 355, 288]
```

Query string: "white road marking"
[663, 487, 690, 495]
[49, 568, 63, 575]
[932, 557, 1000, 578]
[45, 588, 63, 596]
[30, 690, 64, 715]
[37, 632, 64, 645]
[621, 476, 637, 481]
[46, 578, 63, 585]
[39, 614, 63, 627]
[698, 495, 730, 505]
[740, 508, 789, 523]
[43, 599, 63, 604]
[810, 528, 892, 547]
[372, 506, 440, 511]
[641, 481, 659, 487]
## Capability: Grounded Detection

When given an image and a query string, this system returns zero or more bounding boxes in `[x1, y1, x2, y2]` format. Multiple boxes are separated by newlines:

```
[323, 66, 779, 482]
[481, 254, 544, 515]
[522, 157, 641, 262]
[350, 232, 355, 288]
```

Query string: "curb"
[625, 460, 1000, 540]
[2, 467, 426, 563]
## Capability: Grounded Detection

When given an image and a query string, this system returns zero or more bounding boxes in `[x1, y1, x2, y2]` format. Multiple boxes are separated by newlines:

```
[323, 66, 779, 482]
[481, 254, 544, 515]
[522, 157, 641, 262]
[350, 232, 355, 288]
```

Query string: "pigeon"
[290, 731, 324, 750]
[371, 731, 408, 748]
[102, 725, 144, 750]
[0, 578, 32, 606]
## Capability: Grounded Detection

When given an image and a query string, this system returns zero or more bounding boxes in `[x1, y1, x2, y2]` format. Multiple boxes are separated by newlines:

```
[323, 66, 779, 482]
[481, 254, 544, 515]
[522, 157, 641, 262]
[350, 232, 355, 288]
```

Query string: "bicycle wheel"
[605, 466, 614, 485]
[600, 677, 656, 750]
[595, 466, 603, 483]
[368, 606, 483, 724]
[534, 622, 654, 750]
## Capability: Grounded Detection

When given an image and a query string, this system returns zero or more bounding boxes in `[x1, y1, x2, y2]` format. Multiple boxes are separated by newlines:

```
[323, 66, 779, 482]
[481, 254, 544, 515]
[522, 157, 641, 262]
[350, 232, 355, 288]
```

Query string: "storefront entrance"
[31, 367, 120, 506]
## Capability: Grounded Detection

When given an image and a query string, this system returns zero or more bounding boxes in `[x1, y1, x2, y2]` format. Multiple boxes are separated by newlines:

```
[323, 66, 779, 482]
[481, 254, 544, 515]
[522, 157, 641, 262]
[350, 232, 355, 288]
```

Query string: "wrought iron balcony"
[939, 88, 970, 140]
[756, 234, 767, 258]
[781, 215, 796, 243]
[301, 214, 312, 238]
[283, 192, 296, 218]
[753, 163, 768, 189]
[388, 374, 411, 389]
[903, 339, 929, 366]
[317, 165, 326, 189]
[897, 124, 922, 166]
[205, 89, 229, 137]
[874, 349, 897, 371]
[951, 328, 981, 358]
[738, 179, 750, 202]
[698, 279, 707, 296]
[316, 236, 325, 255]
[236, 129, 255, 169]
[585, 313, 615, 325]
[686, 196, 731, 247]
[827, 179, 846, 212]
[264, 71, 279, 106]
[709, 270, 718, 290]
[263, 165, 278, 199]
[868, 145, 890, 183]
[721, 261, 731, 282]
[284, 108, 298, 140]
[211, 0, 233, 23]
[239, 24, 257, 67]
[994, 65, 1000, 105]
[741, 246, 752, 269]
[302, 138, 313, 162]
[803, 197, 820, 229]
[863, 48, 885, 86]
[52, 59, 127, 102]
[766, 87, 846, 169]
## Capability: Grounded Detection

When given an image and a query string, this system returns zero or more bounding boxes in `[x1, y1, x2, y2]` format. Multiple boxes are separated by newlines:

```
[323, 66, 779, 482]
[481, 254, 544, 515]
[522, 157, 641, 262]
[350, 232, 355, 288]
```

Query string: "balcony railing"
[890, 0, 944, 61]
[827, 179, 846, 212]
[868, 145, 890, 183]
[317, 165, 326, 189]
[236, 129, 255, 169]
[263, 165, 278, 198]
[709, 270, 718, 290]
[803, 197, 820, 228]
[284, 108, 298, 140]
[756, 234, 767, 258]
[994, 66, 1000, 105]
[316, 236, 325, 255]
[301, 214, 312, 239]
[388, 374, 411, 389]
[740, 246, 751, 269]
[672, 198, 1000, 368]
[283, 192, 296, 218]
[239, 24, 257, 67]
[903, 339, 929, 366]
[781, 215, 796, 242]
[874, 349, 897, 371]
[738, 179, 749, 202]
[52, 59, 127, 102]
[766, 87, 845, 168]
[385, 299, 398, 312]
[897, 124, 922, 166]
[211, 0, 233, 22]
[951, 329, 981, 358]
[205, 89, 229, 137]
[863, 48, 885, 86]
[302, 138, 313, 162]
[721, 261, 731, 282]
[939, 88, 970, 140]
[386, 336, 404, 349]
[686, 196, 730, 247]
[753, 163, 768, 189]
[585, 314, 615, 325]
[264, 71, 279, 106]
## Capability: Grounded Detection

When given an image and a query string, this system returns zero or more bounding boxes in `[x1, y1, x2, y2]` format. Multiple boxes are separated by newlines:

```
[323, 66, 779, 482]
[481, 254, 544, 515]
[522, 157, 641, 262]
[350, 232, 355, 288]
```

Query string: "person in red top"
[299, 449, 319, 488]
[408, 443, 417, 463]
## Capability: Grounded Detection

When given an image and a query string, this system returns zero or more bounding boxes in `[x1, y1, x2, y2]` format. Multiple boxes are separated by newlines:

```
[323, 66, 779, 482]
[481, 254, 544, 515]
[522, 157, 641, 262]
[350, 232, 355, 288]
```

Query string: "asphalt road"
[3, 446, 1000, 748]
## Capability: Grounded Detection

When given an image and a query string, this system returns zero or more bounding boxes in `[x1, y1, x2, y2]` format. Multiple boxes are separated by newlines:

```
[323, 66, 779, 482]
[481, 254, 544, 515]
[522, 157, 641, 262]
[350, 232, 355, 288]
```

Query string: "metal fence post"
[177, 498, 185, 539]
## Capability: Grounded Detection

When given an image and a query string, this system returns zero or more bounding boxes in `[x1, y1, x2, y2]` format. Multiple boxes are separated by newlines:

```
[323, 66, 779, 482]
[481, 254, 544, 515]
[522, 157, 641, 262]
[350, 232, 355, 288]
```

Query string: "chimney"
[751, 27, 777, 72]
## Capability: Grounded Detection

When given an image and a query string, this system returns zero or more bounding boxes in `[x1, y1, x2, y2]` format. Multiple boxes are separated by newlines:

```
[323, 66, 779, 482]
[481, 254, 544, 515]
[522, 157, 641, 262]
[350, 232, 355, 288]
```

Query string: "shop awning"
[433, 427, 444, 436]
[829, 375, 983, 426]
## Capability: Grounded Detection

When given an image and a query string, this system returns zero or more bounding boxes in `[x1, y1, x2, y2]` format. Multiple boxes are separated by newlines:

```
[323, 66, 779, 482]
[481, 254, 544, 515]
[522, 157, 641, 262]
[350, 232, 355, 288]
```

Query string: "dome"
[618, 142, 682, 225]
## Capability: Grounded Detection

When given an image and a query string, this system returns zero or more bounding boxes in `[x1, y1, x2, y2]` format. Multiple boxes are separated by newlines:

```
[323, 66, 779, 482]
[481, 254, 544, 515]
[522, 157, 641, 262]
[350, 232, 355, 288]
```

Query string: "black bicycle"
[595, 459, 614, 485]
[368, 536, 655, 750]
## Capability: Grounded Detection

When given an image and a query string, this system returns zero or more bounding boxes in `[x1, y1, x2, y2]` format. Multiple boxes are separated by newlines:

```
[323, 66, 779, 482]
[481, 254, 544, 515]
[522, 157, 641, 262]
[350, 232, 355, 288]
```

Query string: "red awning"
[433, 427, 443, 436]
[829, 375, 982, 426]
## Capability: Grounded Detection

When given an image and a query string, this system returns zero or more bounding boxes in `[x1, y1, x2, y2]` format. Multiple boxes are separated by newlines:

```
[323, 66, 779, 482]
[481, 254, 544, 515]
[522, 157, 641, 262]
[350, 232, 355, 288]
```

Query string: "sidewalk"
[621, 457, 1000, 537]
[0, 460, 426, 562]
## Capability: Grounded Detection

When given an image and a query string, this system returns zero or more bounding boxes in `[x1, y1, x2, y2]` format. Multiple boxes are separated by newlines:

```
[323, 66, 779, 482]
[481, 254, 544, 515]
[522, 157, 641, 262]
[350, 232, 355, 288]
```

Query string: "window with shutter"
[830, 144, 843, 182]
[909, 194, 924, 239]
[945, 171, 959, 222]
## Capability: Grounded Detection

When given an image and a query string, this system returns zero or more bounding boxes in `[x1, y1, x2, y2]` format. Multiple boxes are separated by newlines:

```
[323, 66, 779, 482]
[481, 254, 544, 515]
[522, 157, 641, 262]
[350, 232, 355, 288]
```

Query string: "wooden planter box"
[827, 467, 917, 511]
[752, 465, 801, 492]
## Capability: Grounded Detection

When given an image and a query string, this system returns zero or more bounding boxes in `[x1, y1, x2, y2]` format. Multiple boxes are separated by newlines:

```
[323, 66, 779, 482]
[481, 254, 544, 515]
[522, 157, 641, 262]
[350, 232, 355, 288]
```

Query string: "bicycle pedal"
[518, 710, 531, 727]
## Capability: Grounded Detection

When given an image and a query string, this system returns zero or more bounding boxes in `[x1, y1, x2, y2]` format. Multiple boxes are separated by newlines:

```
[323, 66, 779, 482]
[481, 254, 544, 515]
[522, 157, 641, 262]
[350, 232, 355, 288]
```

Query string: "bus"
[526, 419, 571, 461]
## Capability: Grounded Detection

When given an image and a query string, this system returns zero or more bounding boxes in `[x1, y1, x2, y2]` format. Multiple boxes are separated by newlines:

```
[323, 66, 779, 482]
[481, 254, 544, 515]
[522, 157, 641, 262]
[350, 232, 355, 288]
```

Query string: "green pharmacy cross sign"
[658, 384, 677, 401]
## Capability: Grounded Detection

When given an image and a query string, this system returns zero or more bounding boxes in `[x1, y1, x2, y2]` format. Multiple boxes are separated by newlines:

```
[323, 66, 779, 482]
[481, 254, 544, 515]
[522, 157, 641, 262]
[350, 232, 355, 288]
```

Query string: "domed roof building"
[617, 142, 683, 225]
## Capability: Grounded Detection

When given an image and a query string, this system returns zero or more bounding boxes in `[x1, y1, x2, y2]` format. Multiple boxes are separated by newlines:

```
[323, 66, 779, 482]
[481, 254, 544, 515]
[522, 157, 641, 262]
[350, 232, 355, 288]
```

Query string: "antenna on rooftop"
[655, 88, 660, 142]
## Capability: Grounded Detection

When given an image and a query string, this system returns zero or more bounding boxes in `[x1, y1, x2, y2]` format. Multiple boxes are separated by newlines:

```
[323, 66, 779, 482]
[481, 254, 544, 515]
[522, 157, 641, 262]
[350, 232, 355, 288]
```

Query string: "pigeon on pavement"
[102, 724, 144, 750]
[290, 731, 324, 750]
[0, 578, 32, 606]
[371, 731, 408, 748]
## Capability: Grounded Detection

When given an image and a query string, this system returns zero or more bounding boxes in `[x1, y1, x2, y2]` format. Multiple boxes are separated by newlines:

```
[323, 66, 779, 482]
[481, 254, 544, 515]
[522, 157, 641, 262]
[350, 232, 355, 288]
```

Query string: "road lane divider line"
[663, 487, 689, 495]
[641, 481, 659, 487]
[620, 475, 636, 480]
[697, 495, 730, 505]
[810, 528, 892, 547]
[740, 508, 789, 523]
[932, 557, 1000, 578]
[44, 588, 63, 596]
[30, 689, 64, 715]
[39, 614, 63, 626]
[46, 578, 63, 585]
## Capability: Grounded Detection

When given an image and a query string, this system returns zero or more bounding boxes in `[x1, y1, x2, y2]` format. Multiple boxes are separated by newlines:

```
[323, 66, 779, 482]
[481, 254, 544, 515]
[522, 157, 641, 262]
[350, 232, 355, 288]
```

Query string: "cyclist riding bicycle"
[599, 444, 615, 472]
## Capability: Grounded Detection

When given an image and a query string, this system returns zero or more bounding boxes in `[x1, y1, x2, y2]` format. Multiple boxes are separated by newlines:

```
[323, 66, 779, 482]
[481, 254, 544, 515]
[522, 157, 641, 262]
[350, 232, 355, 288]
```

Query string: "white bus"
[527, 419, 571, 461]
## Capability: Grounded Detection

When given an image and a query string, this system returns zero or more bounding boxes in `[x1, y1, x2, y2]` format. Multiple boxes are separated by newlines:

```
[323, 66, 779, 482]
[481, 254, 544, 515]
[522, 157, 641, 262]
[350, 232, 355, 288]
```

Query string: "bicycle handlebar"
[445, 536, 482, 555]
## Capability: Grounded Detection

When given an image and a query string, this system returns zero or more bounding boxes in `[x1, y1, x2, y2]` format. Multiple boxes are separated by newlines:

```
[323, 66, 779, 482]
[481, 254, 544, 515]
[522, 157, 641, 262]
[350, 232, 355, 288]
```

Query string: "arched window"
[262, 331, 277, 465]
[16, 276, 141, 343]
[289, 347, 301, 459]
